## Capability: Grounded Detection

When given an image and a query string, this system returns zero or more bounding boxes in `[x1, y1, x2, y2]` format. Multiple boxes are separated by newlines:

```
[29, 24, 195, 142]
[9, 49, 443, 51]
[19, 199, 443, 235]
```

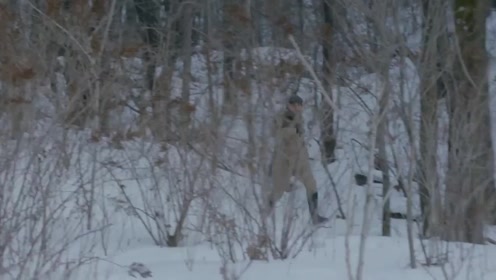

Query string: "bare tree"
[180, 1, 194, 102]
[444, 0, 495, 244]
[221, 0, 239, 112]
[134, 0, 162, 93]
[368, 0, 395, 238]
[417, 0, 445, 238]
[320, 0, 337, 164]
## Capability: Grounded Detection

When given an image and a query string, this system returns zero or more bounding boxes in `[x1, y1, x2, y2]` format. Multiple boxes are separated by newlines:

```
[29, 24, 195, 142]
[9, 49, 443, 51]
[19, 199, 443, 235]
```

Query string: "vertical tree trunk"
[222, 0, 237, 113]
[365, 0, 392, 237]
[203, 0, 221, 174]
[256, 0, 271, 45]
[320, 0, 337, 164]
[418, 0, 442, 238]
[444, 0, 494, 244]
[296, 0, 305, 47]
[134, 0, 160, 92]
[191, 8, 201, 46]
[378, 77, 391, 237]
[204, 0, 216, 120]
[181, 2, 193, 102]
[266, 0, 284, 45]
[240, 0, 256, 176]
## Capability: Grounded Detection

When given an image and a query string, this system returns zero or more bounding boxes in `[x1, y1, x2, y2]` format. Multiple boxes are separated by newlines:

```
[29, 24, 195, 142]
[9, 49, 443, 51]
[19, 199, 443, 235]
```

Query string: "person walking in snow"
[267, 94, 329, 225]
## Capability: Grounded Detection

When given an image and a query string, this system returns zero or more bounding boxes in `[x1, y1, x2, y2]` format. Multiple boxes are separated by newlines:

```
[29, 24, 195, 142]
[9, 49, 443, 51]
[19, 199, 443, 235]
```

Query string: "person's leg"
[297, 159, 329, 224]
[297, 162, 318, 215]
[268, 161, 291, 210]
[298, 159, 317, 195]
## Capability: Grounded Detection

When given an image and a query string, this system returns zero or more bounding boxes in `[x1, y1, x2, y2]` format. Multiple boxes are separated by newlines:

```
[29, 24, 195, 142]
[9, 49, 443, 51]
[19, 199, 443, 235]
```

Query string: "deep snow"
[3, 10, 496, 280]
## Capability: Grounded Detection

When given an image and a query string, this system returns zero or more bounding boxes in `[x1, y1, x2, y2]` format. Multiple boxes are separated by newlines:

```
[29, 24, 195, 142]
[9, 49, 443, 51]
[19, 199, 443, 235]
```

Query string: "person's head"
[287, 95, 303, 113]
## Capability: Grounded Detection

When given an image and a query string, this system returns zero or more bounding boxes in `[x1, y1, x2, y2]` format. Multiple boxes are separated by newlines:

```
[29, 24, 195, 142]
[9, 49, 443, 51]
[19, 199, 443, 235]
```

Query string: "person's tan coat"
[269, 108, 317, 203]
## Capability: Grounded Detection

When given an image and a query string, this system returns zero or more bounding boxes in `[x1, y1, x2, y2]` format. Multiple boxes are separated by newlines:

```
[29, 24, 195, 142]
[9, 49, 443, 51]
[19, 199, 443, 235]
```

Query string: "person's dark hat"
[288, 95, 303, 105]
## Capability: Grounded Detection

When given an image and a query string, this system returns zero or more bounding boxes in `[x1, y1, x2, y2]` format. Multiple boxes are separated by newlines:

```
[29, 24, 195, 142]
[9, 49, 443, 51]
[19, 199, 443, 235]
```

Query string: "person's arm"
[294, 113, 305, 136]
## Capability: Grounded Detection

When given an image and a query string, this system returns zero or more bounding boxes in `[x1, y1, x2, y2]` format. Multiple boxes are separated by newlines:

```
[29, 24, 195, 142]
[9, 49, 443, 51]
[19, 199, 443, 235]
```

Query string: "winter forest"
[1, 0, 496, 279]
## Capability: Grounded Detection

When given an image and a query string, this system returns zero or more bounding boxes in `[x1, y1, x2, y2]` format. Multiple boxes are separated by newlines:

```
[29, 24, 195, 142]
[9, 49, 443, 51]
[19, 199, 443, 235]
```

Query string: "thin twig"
[321, 161, 346, 219]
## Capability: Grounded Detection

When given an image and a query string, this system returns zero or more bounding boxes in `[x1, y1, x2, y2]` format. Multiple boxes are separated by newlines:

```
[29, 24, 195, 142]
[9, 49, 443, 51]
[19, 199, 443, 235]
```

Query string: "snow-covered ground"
[93, 236, 496, 280]
[81, 44, 496, 280]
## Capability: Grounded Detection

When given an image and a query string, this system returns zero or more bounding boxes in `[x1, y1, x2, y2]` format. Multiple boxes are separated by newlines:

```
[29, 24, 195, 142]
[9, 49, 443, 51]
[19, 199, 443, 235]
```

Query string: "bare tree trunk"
[253, 0, 269, 45]
[320, 0, 337, 164]
[418, 0, 443, 238]
[222, 0, 237, 113]
[297, 0, 304, 42]
[266, 0, 286, 45]
[368, 0, 392, 238]
[240, 0, 257, 177]
[393, 12, 418, 267]
[444, 0, 494, 244]
[135, 0, 160, 92]
[180, 2, 193, 102]
[135, 0, 164, 138]
[179, 2, 193, 136]
[203, 1, 215, 167]
[377, 76, 391, 237]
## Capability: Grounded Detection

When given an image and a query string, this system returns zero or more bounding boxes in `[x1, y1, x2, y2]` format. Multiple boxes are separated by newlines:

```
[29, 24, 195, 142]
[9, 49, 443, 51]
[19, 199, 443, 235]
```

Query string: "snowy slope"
[70, 42, 493, 280]
[3, 12, 496, 280]
[90, 236, 496, 280]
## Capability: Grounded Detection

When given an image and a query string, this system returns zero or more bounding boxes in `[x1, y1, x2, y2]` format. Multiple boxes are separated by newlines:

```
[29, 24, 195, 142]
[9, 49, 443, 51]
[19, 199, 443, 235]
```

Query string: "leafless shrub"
[0, 126, 109, 280]
[180, 44, 326, 265]
[103, 140, 210, 248]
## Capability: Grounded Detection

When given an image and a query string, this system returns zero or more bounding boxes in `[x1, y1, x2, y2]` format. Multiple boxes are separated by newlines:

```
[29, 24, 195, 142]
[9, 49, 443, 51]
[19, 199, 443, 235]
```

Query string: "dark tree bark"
[418, 0, 444, 238]
[180, 2, 193, 102]
[444, 0, 495, 244]
[377, 78, 391, 237]
[221, 0, 237, 112]
[297, 0, 304, 41]
[320, 0, 336, 164]
[134, 0, 160, 91]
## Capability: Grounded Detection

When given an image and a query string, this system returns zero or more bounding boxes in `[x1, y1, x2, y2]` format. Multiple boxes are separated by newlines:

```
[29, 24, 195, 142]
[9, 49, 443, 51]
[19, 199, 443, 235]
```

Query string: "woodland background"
[1, 0, 496, 279]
